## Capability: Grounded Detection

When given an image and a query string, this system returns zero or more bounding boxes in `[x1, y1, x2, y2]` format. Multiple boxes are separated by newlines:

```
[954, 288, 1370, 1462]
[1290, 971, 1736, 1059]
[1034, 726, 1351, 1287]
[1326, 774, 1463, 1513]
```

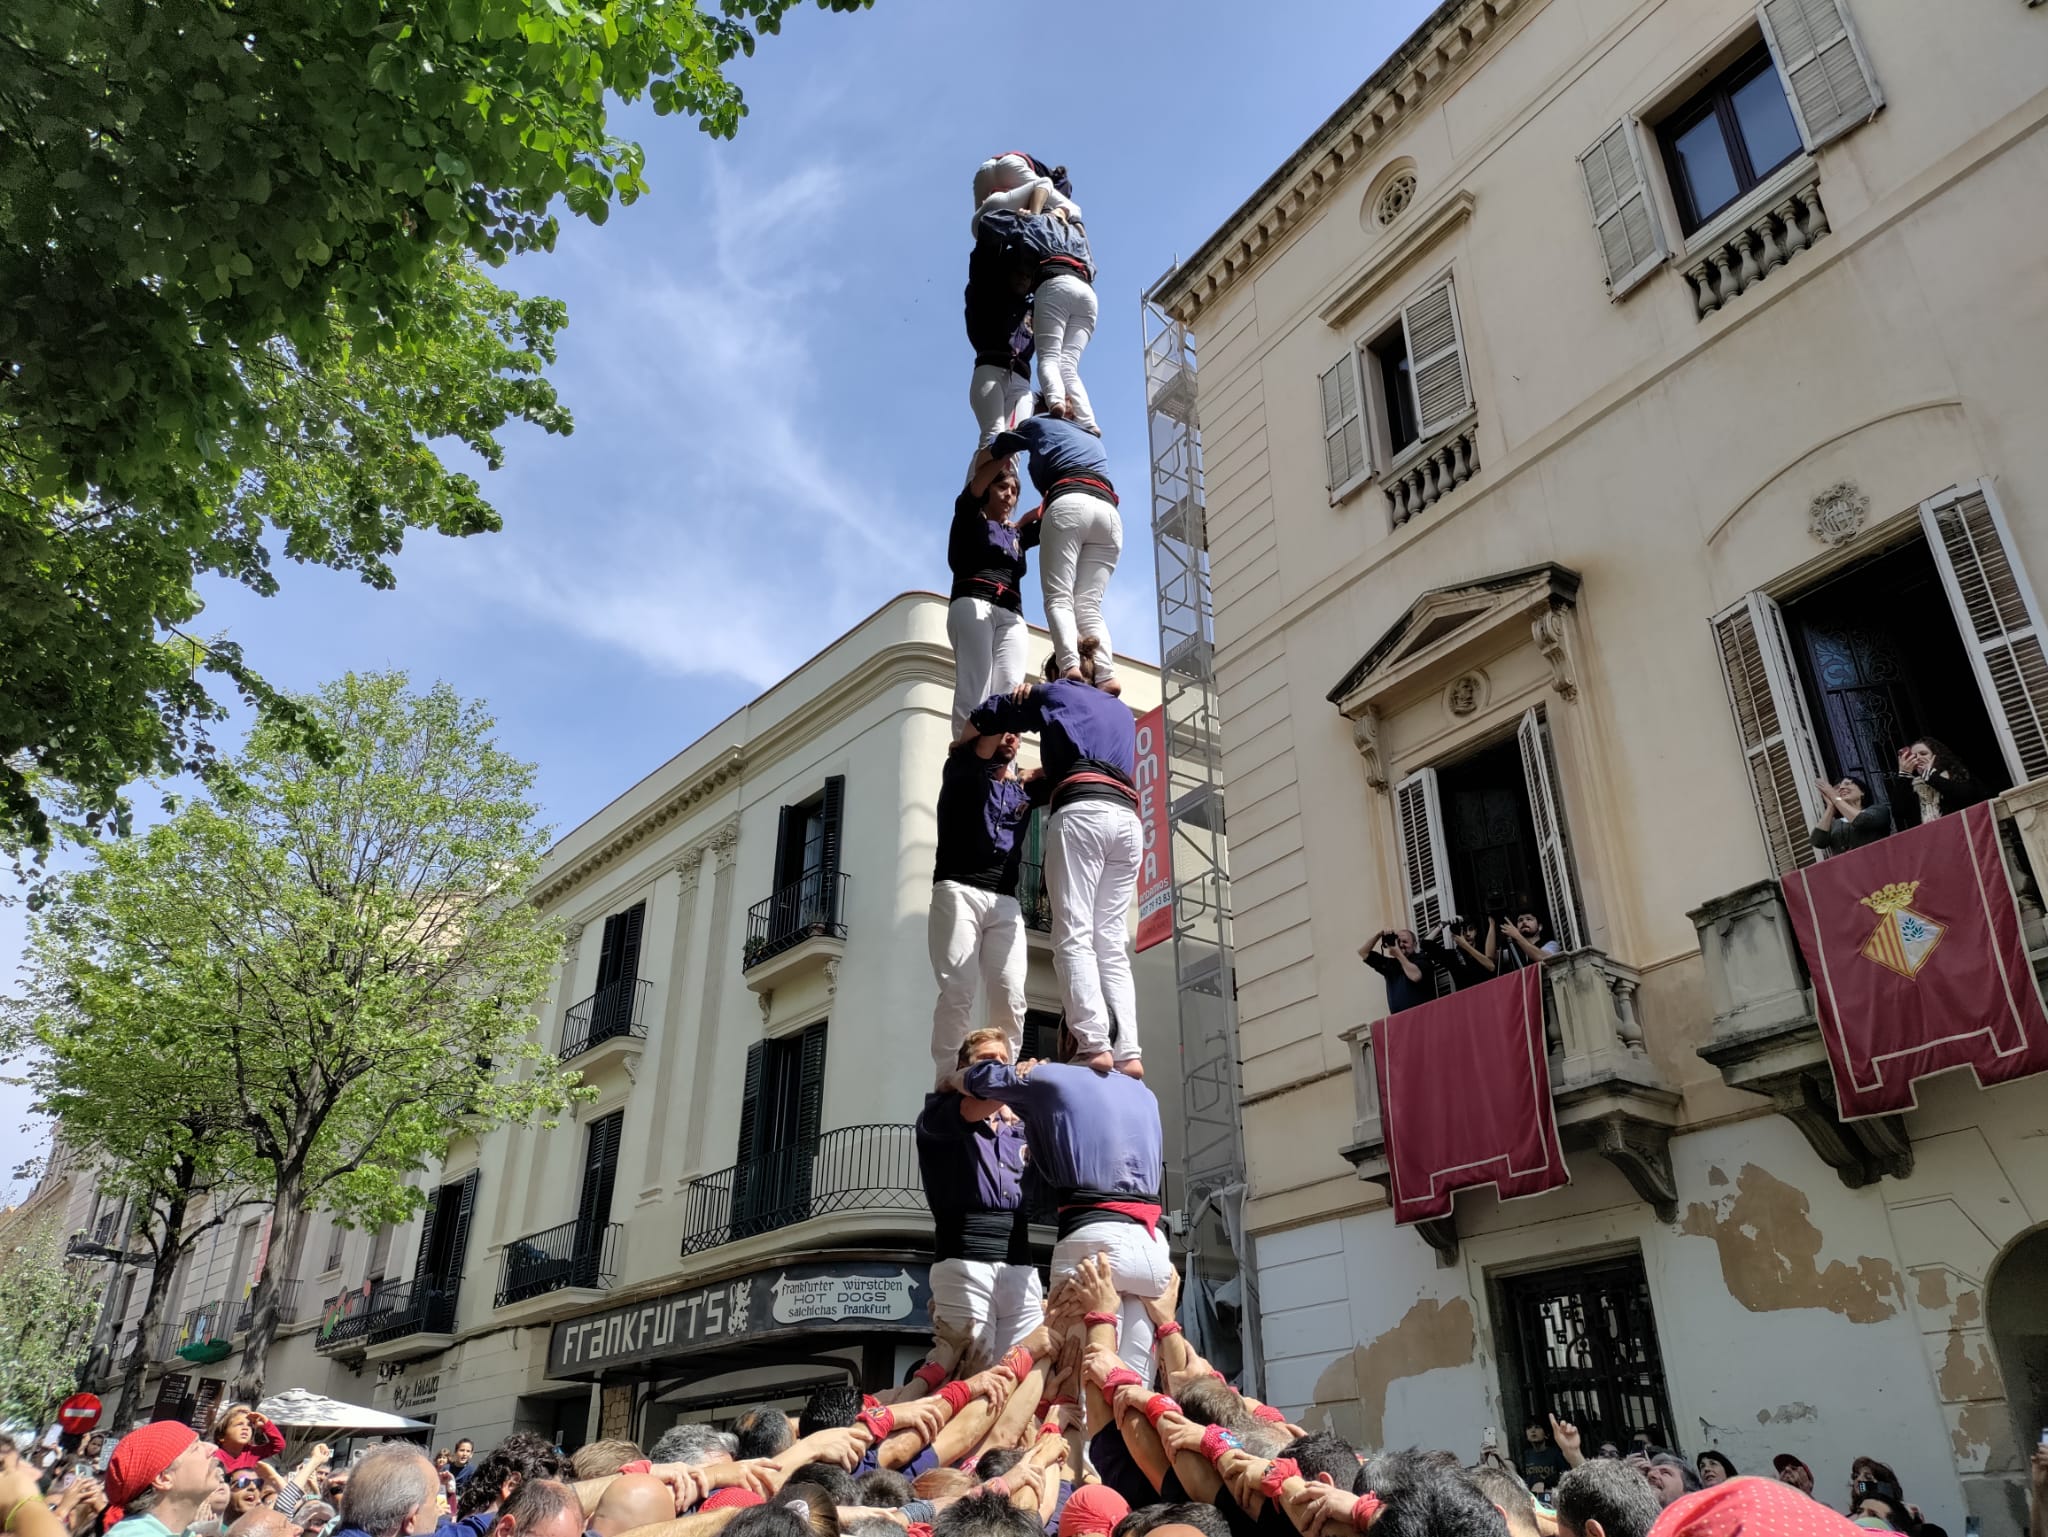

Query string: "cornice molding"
[1150, 0, 1532, 324]
[529, 641, 955, 913]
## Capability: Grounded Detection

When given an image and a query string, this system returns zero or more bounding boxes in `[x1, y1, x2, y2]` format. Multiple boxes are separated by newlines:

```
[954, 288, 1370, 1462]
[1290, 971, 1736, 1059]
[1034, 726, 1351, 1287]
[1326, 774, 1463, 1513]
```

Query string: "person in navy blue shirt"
[929, 730, 1046, 1083]
[975, 192, 1098, 434]
[969, 419, 1121, 693]
[966, 219, 1036, 451]
[947, 458, 1039, 735]
[967, 644, 1141, 1073]
[916, 1027, 1042, 1371]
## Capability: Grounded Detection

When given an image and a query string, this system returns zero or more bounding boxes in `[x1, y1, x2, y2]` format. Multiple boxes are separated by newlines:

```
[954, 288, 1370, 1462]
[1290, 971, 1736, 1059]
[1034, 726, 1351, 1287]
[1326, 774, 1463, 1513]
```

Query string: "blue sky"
[0, 0, 1440, 1200]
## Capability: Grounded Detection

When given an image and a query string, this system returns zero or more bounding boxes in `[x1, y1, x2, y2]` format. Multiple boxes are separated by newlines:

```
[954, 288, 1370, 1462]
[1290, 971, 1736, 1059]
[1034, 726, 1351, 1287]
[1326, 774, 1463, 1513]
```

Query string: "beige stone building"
[1145, 0, 2048, 1529]
[79, 595, 1178, 1450]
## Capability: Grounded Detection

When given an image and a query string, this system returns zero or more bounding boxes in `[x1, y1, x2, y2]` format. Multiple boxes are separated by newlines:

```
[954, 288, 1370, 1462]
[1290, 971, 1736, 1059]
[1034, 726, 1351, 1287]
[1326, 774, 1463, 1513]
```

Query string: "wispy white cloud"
[461, 156, 928, 689]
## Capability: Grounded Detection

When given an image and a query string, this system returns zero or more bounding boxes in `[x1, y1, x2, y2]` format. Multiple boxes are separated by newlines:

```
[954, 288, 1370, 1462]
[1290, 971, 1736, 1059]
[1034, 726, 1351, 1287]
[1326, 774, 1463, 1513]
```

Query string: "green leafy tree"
[1, 0, 867, 853]
[0, 1207, 103, 1426]
[22, 672, 584, 1396]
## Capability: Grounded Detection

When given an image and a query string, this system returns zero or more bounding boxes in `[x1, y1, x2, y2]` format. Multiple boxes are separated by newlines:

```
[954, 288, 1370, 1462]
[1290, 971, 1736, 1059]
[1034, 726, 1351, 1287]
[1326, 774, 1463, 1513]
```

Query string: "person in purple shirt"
[916, 1027, 1043, 1371]
[968, 647, 1141, 1074]
[947, 458, 1040, 734]
[968, 419, 1120, 692]
[929, 731, 1047, 1083]
[957, 1031, 1170, 1381]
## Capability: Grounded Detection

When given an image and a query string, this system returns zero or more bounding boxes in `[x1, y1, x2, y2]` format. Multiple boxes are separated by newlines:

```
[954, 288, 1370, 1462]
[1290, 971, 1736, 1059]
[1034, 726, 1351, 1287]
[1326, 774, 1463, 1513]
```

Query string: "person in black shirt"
[947, 459, 1038, 734]
[1359, 927, 1445, 1013]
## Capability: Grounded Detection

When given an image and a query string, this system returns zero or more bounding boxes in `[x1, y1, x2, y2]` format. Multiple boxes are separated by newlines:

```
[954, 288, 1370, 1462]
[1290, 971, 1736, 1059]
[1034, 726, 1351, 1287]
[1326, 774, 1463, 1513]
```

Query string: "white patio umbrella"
[256, 1389, 432, 1438]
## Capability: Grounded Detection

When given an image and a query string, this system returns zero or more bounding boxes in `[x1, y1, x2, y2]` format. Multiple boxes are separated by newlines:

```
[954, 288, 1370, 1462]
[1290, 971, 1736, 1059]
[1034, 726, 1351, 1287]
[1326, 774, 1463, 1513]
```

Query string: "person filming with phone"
[1359, 925, 1445, 1014]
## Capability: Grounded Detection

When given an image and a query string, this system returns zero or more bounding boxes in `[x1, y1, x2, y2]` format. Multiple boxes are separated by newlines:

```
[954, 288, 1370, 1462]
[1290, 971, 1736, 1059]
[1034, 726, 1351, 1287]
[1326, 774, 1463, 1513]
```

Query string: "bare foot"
[1060, 668, 1085, 684]
[1099, 676, 1122, 697]
[1075, 1050, 1114, 1074]
[1115, 1059, 1146, 1080]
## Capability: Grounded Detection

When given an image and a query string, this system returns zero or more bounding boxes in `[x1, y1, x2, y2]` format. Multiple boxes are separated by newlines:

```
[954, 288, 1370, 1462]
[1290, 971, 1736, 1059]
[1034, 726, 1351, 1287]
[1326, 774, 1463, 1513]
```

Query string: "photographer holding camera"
[1358, 926, 1447, 1014]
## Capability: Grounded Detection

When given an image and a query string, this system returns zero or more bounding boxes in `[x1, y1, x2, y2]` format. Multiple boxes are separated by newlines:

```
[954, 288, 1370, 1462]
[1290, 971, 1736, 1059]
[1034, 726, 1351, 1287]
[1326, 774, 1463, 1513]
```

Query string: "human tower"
[914, 152, 1172, 1386]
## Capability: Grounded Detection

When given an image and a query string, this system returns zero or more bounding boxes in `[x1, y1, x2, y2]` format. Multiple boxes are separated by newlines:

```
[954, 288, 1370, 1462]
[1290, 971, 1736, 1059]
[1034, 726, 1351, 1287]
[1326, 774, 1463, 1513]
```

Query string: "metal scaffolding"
[1140, 279, 1261, 1395]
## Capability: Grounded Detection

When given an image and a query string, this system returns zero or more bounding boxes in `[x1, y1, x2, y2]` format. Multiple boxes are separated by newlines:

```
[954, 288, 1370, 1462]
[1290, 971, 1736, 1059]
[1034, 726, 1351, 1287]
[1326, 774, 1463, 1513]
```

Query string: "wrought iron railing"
[161, 1297, 236, 1358]
[680, 1122, 925, 1254]
[234, 1280, 302, 1333]
[315, 1282, 388, 1352]
[496, 1219, 621, 1307]
[743, 869, 850, 969]
[363, 1277, 460, 1343]
[1018, 861, 1051, 933]
[560, 977, 652, 1060]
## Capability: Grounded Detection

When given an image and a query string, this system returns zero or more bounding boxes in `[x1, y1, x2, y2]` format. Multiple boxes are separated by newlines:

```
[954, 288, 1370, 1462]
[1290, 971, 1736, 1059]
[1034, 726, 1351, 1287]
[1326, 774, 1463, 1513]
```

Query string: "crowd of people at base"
[1808, 736, 1992, 858]
[12, 1287, 2045, 1537]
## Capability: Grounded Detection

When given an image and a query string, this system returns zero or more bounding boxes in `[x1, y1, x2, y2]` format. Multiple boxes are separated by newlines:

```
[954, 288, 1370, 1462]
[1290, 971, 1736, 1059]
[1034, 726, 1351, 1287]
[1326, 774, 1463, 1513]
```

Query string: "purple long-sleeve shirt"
[969, 679, 1136, 811]
[915, 1093, 1031, 1263]
[960, 1061, 1163, 1203]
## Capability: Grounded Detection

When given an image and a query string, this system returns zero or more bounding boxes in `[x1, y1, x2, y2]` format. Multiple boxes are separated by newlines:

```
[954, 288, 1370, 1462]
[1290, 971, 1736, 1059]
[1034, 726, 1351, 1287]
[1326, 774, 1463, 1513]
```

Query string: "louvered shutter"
[1711, 592, 1828, 874]
[817, 775, 846, 927]
[1393, 768, 1455, 940]
[1920, 481, 2048, 784]
[614, 902, 645, 982]
[1320, 351, 1369, 501]
[791, 1023, 828, 1216]
[730, 1042, 767, 1228]
[1757, 0, 1882, 151]
[444, 1172, 478, 1283]
[1516, 708, 1587, 952]
[594, 909, 625, 990]
[1400, 279, 1472, 439]
[410, 1197, 440, 1285]
[577, 1112, 622, 1237]
[1577, 120, 1666, 296]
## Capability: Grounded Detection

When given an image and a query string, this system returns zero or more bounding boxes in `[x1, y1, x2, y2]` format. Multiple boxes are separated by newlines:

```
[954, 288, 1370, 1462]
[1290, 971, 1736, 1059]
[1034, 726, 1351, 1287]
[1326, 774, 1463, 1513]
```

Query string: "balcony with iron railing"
[559, 977, 651, 1063]
[743, 870, 850, 992]
[234, 1280, 302, 1334]
[496, 1219, 622, 1308]
[681, 1122, 926, 1256]
[161, 1298, 237, 1362]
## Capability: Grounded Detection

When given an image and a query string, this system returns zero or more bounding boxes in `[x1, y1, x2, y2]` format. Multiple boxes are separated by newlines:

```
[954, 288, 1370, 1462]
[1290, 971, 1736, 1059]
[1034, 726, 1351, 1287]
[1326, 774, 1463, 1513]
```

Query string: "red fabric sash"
[1059, 1198, 1162, 1236]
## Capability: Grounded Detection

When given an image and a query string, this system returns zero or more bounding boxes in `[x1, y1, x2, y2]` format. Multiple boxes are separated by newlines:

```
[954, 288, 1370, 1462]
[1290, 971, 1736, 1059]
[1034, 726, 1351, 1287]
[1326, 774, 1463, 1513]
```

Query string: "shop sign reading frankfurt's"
[548, 1261, 930, 1377]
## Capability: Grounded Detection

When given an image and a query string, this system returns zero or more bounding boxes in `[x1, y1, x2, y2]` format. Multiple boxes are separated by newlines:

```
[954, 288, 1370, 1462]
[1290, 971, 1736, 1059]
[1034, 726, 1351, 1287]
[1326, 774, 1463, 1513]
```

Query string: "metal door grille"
[1501, 1256, 1674, 1448]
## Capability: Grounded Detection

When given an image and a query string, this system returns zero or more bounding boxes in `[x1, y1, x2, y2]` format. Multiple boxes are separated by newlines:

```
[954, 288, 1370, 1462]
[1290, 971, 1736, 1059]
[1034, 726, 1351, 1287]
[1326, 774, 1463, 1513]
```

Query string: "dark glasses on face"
[233, 1478, 262, 1490]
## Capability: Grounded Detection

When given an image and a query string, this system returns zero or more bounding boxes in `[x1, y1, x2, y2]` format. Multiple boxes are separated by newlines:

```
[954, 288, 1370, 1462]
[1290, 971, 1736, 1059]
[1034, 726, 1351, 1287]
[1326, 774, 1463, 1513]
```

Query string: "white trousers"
[1034, 273, 1098, 433]
[1046, 800, 1141, 1062]
[1051, 1223, 1173, 1382]
[969, 365, 1036, 452]
[929, 880, 1027, 1083]
[1040, 492, 1120, 681]
[948, 598, 1030, 733]
[929, 1259, 1045, 1374]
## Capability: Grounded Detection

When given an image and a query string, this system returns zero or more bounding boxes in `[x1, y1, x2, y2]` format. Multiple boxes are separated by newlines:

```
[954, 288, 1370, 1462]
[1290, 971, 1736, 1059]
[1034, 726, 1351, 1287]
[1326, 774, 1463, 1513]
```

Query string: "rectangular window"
[323, 1220, 346, 1274]
[1495, 1253, 1675, 1457]
[1369, 324, 1420, 459]
[732, 1023, 828, 1234]
[366, 1222, 393, 1282]
[1657, 45, 1804, 233]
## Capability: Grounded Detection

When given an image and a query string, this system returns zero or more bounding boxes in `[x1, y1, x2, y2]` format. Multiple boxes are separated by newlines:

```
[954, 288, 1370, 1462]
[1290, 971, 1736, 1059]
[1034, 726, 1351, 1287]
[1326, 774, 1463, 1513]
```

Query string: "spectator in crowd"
[104, 1421, 224, 1537]
[586, 1476, 673, 1537]
[1359, 928, 1443, 1013]
[1644, 1456, 1701, 1509]
[1812, 775, 1890, 855]
[1494, 910, 1561, 970]
[1519, 1418, 1568, 1485]
[1555, 1458, 1661, 1537]
[336, 1446, 441, 1537]
[433, 1455, 451, 1477]
[1466, 1464, 1541, 1537]
[1893, 738, 1990, 823]
[486, 1480, 584, 1537]
[210, 1408, 287, 1480]
[731, 1409, 795, 1464]
[297, 1501, 338, 1534]
[1655, 1479, 1872, 1537]
[1436, 918, 1496, 990]
[567, 1445, 641, 1483]
[646, 1426, 736, 1470]
[1774, 1455, 1816, 1496]
[453, 1434, 564, 1537]
[1695, 1451, 1736, 1488]
[449, 1444, 477, 1491]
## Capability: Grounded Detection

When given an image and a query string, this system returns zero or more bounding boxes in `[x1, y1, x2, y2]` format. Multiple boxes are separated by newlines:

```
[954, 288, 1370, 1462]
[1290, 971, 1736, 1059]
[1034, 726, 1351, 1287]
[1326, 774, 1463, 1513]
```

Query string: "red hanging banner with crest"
[1781, 801, 2048, 1119]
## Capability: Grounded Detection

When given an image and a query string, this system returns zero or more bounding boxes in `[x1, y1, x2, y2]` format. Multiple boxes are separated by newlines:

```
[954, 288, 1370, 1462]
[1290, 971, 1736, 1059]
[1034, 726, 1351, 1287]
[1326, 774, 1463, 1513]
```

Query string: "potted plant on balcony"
[743, 935, 769, 969]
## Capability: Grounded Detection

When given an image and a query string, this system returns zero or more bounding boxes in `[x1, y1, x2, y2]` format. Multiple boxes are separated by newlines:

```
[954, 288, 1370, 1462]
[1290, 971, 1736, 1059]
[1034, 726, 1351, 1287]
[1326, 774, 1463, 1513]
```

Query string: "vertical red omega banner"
[1134, 706, 1173, 951]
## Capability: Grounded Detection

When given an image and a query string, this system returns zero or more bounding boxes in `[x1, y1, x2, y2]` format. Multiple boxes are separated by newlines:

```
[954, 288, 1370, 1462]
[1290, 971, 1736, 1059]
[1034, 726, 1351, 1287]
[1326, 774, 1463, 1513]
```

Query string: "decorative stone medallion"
[1375, 171, 1418, 227]
[1447, 672, 1484, 716]
[1808, 480, 1869, 546]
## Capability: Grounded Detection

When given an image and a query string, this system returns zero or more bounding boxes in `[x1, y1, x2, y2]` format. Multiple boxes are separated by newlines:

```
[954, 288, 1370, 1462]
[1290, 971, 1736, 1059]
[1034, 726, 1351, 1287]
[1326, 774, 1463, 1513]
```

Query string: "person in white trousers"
[928, 731, 1042, 1083]
[946, 460, 1036, 735]
[915, 1027, 1044, 1371]
[957, 1041, 1169, 1380]
[973, 195, 1098, 435]
[972, 417, 1120, 690]
[963, 643, 1140, 1072]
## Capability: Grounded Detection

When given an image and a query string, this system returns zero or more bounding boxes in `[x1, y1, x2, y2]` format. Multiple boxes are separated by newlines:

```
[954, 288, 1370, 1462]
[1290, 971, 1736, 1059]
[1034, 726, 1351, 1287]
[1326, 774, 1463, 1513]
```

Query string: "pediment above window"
[1327, 562, 1583, 722]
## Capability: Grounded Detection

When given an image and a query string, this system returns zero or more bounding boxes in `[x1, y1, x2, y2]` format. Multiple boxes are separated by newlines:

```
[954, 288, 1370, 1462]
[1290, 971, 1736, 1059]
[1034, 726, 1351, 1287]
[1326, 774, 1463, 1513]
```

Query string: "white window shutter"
[1711, 592, 1829, 875]
[1577, 119, 1666, 298]
[1757, 0, 1883, 151]
[1320, 351, 1369, 501]
[1393, 767, 1455, 941]
[1919, 480, 2048, 785]
[1400, 278, 1471, 440]
[1516, 707, 1587, 952]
